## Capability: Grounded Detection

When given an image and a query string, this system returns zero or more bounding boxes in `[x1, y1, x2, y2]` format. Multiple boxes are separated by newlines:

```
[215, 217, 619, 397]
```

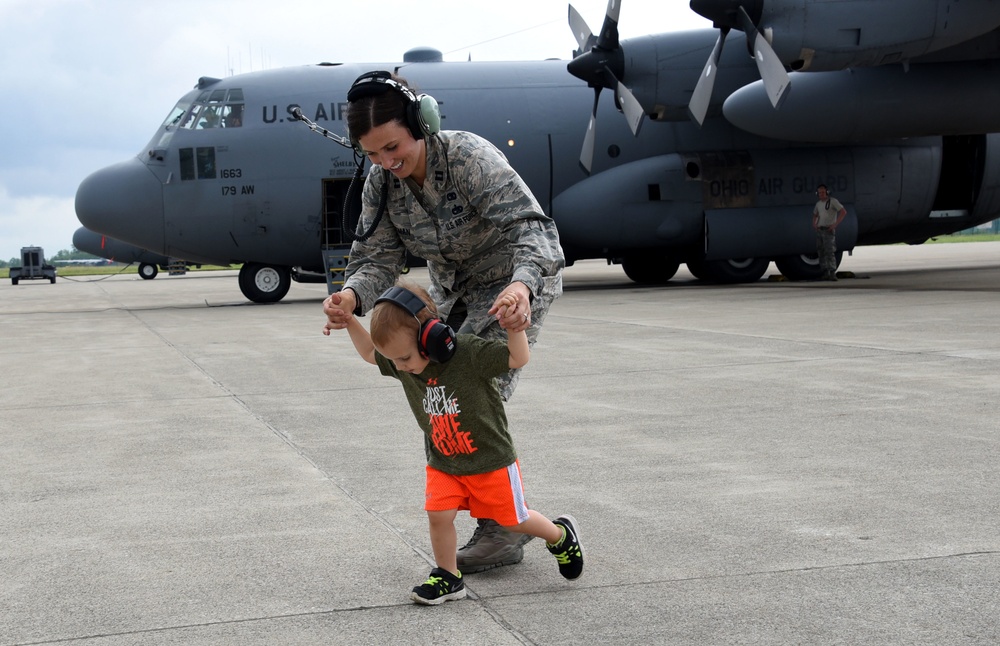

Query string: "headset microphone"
[291, 103, 379, 242]
[291, 106, 353, 150]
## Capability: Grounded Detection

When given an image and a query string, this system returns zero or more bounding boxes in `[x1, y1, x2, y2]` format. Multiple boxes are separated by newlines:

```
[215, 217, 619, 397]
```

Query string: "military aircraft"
[74, 0, 1000, 303]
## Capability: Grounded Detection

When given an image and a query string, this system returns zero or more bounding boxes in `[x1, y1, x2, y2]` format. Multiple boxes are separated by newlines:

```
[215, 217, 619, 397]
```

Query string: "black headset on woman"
[342, 71, 441, 242]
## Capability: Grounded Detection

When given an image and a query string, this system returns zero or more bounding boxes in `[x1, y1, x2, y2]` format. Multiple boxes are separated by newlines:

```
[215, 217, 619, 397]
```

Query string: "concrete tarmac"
[3, 242, 999, 645]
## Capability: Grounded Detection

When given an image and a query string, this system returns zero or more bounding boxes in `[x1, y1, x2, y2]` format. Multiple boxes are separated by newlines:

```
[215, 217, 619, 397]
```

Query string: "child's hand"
[488, 282, 531, 332]
[322, 289, 356, 335]
[496, 292, 518, 318]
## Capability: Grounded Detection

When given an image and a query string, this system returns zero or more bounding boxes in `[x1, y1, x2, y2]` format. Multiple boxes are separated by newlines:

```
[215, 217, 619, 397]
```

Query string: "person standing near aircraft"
[812, 184, 847, 281]
[343, 282, 583, 605]
[321, 70, 565, 575]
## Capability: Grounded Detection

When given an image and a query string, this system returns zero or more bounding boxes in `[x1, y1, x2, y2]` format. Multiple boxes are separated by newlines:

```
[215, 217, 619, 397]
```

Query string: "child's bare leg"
[504, 510, 563, 545]
[427, 509, 460, 575]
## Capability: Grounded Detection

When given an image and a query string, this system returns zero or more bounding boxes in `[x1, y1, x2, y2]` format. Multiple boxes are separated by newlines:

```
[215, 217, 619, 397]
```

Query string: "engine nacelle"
[724, 62, 1000, 142]
[551, 154, 703, 260]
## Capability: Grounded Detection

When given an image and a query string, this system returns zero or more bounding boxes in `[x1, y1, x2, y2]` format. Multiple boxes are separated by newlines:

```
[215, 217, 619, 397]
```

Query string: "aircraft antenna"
[443, 18, 562, 58]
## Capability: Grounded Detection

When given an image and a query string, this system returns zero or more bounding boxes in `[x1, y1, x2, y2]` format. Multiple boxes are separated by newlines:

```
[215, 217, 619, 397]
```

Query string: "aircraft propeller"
[688, 0, 790, 126]
[567, 1, 645, 174]
[568, 5, 598, 58]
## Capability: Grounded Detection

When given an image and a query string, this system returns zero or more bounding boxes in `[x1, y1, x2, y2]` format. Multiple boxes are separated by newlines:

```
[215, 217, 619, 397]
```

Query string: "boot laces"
[461, 519, 499, 548]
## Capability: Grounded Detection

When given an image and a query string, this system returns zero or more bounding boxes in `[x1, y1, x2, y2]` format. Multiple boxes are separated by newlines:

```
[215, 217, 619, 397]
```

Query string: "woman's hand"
[322, 288, 357, 335]
[489, 281, 531, 332]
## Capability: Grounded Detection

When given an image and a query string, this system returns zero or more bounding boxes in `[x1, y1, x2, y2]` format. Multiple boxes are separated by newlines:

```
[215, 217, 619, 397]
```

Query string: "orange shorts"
[425, 461, 530, 527]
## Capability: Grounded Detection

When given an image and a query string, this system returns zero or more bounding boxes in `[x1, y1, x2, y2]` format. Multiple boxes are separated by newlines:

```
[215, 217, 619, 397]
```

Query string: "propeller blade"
[596, 0, 621, 51]
[616, 80, 645, 136]
[736, 5, 790, 109]
[568, 5, 596, 57]
[580, 88, 601, 174]
[688, 27, 729, 126]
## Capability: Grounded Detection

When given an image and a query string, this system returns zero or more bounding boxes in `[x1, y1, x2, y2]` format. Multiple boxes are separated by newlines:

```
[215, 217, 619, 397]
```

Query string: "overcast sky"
[0, 0, 711, 262]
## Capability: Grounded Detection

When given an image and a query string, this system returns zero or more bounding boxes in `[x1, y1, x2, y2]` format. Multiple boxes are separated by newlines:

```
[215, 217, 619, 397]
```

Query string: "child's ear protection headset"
[346, 71, 441, 152]
[374, 286, 456, 363]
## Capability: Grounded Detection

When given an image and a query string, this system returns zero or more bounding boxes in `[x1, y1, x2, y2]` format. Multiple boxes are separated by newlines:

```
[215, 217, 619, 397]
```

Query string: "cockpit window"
[179, 105, 200, 129]
[162, 102, 189, 128]
[195, 105, 223, 129]
[179, 88, 245, 129]
[222, 103, 244, 128]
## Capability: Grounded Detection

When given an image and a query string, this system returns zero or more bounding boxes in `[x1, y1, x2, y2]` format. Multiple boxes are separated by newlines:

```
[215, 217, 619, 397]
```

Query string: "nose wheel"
[238, 262, 291, 303]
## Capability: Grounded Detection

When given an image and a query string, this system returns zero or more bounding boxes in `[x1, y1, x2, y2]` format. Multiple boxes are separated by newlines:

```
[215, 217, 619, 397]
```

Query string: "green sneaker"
[410, 568, 467, 605]
[547, 515, 584, 580]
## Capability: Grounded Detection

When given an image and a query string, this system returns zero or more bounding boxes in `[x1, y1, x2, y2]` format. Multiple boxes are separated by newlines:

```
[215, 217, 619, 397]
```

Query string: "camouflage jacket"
[343, 130, 564, 334]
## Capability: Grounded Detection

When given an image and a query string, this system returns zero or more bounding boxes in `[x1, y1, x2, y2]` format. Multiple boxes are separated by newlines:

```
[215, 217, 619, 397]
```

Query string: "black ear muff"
[419, 318, 457, 363]
[374, 286, 457, 363]
[347, 70, 440, 146]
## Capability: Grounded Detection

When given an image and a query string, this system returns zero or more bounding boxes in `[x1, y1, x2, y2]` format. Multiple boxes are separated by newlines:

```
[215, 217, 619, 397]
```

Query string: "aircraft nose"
[75, 158, 165, 254]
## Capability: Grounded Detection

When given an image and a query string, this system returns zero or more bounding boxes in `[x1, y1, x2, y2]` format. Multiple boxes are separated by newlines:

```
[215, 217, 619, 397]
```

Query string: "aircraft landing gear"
[621, 253, 680, 284]
[774, 252, 843, 281]
[688, 257, 769, 283]
[239, 263, 291, 303]
[138, 262, 158, 280]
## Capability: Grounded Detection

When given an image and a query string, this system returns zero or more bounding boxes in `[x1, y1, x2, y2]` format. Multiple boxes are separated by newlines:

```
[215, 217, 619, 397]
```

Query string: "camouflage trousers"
[816, 227, 838, 276]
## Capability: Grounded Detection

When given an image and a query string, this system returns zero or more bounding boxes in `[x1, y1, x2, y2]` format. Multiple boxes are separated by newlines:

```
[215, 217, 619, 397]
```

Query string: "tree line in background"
[0, 248, 101, 268]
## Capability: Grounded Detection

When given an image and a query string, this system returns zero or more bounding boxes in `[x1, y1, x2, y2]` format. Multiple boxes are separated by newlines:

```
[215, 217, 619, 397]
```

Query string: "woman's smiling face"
[358, 120, 427, 185]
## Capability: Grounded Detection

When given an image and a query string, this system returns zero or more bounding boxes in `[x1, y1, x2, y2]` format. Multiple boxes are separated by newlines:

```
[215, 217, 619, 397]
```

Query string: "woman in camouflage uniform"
[322, 71, 565, 574]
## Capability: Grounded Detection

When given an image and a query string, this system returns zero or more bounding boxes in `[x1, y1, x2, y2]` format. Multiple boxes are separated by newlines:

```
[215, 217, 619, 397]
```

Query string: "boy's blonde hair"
[370, 281, 439, 348]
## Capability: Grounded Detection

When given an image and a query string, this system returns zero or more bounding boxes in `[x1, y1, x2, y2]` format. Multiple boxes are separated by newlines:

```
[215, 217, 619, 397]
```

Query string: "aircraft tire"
[695, 257, 770, 284]
[138, 263, 158, 280]
[774, 252, 843, 281]
[621, 254, 680, 284]
[11, 277, 18, 285]
[239, 263, 291, 303]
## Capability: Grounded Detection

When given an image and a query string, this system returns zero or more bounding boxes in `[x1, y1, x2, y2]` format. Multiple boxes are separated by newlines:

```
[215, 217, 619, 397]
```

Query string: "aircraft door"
[322, 178, 359, 247]
[321, 178, 359, 293]
[932, 135, 985, 213]
[853, 147, 905, 233]
[970, 133, 1000, 222]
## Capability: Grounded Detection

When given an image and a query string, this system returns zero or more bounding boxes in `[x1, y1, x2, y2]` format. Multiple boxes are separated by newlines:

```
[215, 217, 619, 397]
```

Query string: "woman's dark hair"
[346, 73, 413, 144]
